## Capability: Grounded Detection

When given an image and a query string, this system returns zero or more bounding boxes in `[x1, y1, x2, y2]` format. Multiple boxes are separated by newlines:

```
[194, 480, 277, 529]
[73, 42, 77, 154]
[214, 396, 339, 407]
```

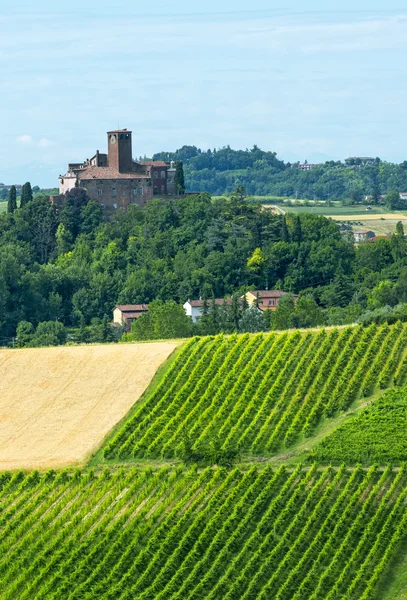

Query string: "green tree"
[125, 300, 192, 341]
[174, 162, 185, 194]
[391, 221, 407, 261]
[385, 190, 406, 210]
[293, 295, 324, 328]
[101, 314, 113, 342]
[281, 215, 290, 242]
[292, 216, 302, 243]
[20, 182, 33, 207]
[16, 321, 34, 347]
[368, 280, 398, 310]
[29, 321, 67, 347]
[272, 294, 295, 330]
[238, 306, 267, 332]
[7, 186, 17, 213]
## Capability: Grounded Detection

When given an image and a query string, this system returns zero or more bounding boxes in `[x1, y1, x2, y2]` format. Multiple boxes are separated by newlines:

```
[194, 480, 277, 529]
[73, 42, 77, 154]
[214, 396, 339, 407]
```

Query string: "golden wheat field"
[0, 342, 176, 470]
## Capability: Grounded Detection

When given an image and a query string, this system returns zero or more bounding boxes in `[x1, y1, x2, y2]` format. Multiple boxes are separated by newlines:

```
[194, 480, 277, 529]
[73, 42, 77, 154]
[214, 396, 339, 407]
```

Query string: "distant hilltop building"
[297, 163, 320, 171]
[345, 157, 376, 166]
[0, 183, 22, 193]
[58, 129, 180, 213]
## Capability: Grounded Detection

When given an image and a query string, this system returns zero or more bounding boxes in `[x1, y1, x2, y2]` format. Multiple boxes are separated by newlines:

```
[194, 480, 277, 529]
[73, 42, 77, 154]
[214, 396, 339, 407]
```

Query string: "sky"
[2, 0, 407, 187]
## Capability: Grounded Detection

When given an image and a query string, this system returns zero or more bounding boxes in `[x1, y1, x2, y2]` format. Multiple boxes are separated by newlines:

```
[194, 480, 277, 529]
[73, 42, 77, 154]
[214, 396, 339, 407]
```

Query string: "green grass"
[0, 201, 7, 214]
[310, 384, 407, 465]
[277, 203, 390, 216]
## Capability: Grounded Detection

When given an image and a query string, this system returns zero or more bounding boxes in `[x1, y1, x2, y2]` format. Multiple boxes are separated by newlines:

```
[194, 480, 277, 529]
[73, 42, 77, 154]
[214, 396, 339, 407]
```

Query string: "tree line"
[1, 184, 407, 347]
[153, 145, 407, 201]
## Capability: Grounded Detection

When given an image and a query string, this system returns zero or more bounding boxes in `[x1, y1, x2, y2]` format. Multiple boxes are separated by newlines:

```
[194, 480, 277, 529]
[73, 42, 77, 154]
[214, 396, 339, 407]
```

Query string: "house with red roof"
[113, 304, 149, 329]
[244, 290, 299, 311]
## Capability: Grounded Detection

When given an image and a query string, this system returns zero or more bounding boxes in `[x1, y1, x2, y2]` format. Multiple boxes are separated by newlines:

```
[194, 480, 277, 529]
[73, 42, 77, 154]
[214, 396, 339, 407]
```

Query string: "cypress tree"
[174, 162, 185, 194]
[281, 215, 290, 242]
[293, 215, 302, 243]
[242, 293, 249, 311]
[7, 185, 17, 213]
[20, 181, 33, 207]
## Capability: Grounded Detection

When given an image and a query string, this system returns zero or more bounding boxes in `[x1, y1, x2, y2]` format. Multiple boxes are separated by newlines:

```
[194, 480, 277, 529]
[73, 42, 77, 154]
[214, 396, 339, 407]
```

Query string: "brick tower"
[107, 129, 133, 173]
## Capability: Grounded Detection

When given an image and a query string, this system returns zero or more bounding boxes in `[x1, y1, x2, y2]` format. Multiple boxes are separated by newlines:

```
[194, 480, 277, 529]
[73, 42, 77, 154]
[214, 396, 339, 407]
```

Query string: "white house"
[183, 299, 231, 323]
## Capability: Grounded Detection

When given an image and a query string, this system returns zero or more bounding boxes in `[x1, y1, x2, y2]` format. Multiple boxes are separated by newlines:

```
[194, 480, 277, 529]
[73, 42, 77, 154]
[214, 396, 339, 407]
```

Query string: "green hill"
[0, 465, 406, 599]
[103, 323, 407, 462]
[2, 326, 407, 598]
[310, 385, 407, 465]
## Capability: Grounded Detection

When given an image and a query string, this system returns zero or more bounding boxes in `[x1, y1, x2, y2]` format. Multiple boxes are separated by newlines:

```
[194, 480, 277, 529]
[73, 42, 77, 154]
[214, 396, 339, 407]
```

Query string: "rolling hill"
[1, 327, 407, 598]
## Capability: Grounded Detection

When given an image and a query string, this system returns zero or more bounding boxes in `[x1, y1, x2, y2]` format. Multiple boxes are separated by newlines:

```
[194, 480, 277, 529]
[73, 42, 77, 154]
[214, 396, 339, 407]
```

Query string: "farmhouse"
[244, 290, 299, 311]
[59, 129, 179, 214]
[353, 230, 375, 243]
[113, 304, 148, 329]
[183, 298, 232, 323]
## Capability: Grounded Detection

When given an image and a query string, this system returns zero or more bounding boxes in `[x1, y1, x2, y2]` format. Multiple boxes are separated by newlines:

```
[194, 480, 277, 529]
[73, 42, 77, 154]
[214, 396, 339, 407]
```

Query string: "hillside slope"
[103, 323, 407, 462]
[0, 342, 176, 470]
[0, 465, 406, 599]
[311, 385, 407, 465]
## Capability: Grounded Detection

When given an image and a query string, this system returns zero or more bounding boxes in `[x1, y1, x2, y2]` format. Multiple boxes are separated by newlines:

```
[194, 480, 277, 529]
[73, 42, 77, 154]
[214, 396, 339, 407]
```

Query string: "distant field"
[275, 204, 390, 216]
[0, 342, 176, 470]
[0, 201, 6, 213]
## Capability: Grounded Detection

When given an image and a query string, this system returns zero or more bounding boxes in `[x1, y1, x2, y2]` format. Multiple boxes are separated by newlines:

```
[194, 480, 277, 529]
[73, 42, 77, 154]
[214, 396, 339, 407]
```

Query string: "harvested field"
[0, 342, 176, 470]
[330, 212, 407, 221]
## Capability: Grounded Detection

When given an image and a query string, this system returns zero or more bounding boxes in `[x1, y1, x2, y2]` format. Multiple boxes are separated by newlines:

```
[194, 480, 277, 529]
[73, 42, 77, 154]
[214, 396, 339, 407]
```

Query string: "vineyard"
[0, 465, 405, 599]
[311, 385, 407, 465]
[103, 322, 407, 460]
[1, 326, 407, 598]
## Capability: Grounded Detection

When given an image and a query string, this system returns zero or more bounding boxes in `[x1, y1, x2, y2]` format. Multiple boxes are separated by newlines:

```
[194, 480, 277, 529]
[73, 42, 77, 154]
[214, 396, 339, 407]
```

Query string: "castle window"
[98, 189, 102, 197]
[60, 178, 64, 185]
[112, 187, 117, 197]
[153, 171, 159, 179]
[122, 191, 126, 197]
[161, 171, 166, 179]
[154, 186, 158, 195]
[132, 189, 137, 196]
[139, 187, 143, 195]
[113, 203, 117, 209]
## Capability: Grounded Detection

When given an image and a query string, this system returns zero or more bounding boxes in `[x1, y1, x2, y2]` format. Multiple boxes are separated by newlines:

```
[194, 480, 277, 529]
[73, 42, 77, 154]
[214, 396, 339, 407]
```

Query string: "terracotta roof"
[186, 298, 233, 307]
[115, 304, 148, 312]
[78, 167, 150, 180]
[140, 161, 168, 167]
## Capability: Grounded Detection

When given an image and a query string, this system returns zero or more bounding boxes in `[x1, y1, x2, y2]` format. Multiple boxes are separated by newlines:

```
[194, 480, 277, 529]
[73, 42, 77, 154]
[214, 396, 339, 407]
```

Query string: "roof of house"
[247, 290, 292, 298]
[139, 161, 168, 167]
[186, 298, 233, 308]
[354, 231, 375, 235]
[78, 167, 150, 180]
[115, 304, 149, 313]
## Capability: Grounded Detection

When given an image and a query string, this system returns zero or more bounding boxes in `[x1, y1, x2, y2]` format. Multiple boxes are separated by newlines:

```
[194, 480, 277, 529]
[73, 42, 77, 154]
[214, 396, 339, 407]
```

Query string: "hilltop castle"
[59, 129, 178, 213]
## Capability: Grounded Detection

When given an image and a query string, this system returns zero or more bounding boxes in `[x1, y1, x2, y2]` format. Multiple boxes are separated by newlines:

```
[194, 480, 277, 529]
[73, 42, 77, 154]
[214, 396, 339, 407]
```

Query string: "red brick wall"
[151, 166, 168, 195]
[80, 179, 154, 214]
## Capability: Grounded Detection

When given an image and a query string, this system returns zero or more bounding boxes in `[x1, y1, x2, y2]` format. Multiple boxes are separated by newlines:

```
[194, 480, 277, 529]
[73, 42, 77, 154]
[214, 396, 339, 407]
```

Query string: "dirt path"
[0, 342, 176, 470]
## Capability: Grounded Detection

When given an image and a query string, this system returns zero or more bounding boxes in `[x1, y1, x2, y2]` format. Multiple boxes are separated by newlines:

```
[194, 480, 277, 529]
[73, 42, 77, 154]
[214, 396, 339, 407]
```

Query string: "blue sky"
[2, 0, 407, 186]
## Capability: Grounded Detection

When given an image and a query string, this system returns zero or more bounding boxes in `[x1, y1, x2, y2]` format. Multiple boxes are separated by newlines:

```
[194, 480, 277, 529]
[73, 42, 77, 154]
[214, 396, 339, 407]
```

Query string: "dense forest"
[0, 184, 407, 346]
[153, 145, 407, 201]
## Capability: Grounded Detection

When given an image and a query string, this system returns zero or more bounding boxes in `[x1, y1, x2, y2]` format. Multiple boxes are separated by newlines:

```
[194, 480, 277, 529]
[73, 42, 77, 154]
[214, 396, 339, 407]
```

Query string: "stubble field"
[0, 342, 176, 470]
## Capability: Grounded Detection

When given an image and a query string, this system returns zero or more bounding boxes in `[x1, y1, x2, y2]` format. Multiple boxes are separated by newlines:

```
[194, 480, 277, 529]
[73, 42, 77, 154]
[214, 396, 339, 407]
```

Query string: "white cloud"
[38, 138, 53, 148]
[16, 135, 54, 148]
[16, 134, 33, 144]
